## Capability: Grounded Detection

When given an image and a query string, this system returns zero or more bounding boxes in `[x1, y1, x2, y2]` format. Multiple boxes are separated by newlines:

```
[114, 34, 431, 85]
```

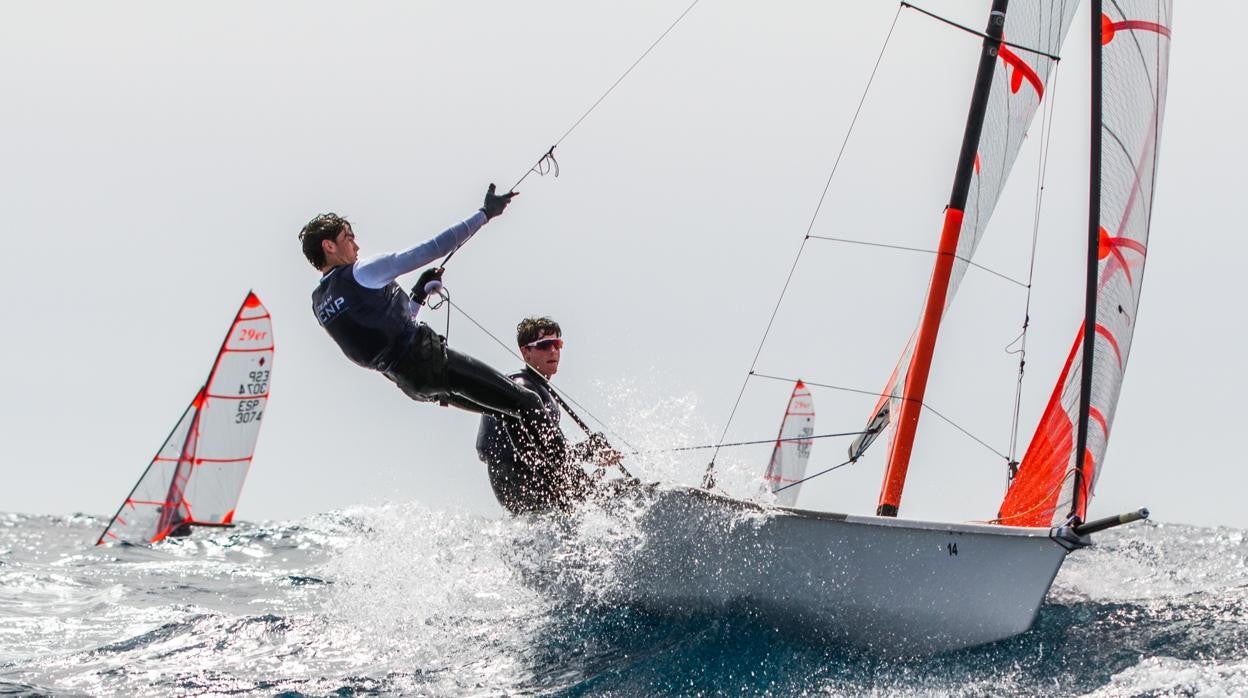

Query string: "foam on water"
[3, 505, 1248, 696]
[2, 382, 1246, 695]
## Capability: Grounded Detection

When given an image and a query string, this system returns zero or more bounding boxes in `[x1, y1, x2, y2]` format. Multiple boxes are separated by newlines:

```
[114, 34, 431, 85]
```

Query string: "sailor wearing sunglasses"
[477, 317, 623, 515]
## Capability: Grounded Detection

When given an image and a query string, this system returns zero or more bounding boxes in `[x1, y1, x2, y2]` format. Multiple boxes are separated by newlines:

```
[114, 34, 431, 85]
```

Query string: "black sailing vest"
[311, 264, 416, 372]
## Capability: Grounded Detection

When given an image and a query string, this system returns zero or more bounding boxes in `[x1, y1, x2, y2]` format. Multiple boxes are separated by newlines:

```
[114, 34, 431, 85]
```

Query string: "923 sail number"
[239, 370, 270, 396]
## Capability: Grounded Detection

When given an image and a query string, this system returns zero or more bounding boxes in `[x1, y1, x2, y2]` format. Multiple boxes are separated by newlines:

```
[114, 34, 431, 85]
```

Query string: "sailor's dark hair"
[299, 212, 349, 269]
[517, 316, 561, 348]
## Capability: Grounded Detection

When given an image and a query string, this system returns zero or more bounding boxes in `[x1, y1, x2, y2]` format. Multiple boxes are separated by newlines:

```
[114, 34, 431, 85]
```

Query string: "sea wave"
[1, 506, 1245, 696]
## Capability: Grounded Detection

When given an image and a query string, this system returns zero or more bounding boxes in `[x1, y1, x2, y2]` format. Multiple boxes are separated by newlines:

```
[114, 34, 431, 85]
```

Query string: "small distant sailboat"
[760, 380, 814, 507]
[97, 292, 274, 545]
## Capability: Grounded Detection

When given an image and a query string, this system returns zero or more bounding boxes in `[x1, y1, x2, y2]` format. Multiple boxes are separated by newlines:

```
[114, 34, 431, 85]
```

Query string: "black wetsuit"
[476, 367, 598, 514]
[311, 263, 559, 468]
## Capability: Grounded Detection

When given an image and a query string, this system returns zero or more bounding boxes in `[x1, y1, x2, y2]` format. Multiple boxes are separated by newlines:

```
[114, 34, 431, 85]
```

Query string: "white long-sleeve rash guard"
[351, 210, 488, 290]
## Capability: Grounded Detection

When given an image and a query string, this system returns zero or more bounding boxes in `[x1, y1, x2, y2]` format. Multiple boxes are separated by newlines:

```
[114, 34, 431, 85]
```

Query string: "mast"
[1071, 0, 1105, 523]
[877, 0, 1010, 517]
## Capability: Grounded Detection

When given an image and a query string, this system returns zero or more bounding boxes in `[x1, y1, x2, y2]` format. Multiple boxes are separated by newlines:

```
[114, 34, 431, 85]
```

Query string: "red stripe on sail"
[1102, 14, 1171, 45]
[999, 45, 1043, 97]
[1089, 405, 1108, 437]
[1098, 227, 1148, 287]
[1095, 323, 1123, 368]
[1107, 95, 1162, 273]
[785, 382, 815, 417]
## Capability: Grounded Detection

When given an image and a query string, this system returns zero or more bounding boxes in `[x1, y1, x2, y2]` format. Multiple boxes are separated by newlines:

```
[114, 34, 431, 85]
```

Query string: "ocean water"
[1, 501, 1246, 697]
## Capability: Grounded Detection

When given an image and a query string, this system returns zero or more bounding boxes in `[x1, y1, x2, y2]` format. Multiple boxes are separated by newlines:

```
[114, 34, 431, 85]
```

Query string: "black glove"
[480, 183, 518, 220]
[410, 267, 444, 306]
[586, 432, 611, 455]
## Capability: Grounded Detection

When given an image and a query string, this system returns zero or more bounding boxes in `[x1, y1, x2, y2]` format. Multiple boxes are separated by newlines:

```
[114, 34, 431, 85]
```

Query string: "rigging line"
[628, 430, 868, 456]
[554, 0, 702, 148]
[706, 4, 905, 473]
[441, 151, 555, 267]
[441, 297, 637, 452]
[752, 371, 894, 400]
[441, 2, 700, 268]
[509, 146, 560, 197]
[807, 235, 1029, 288]
[922, 400, 1010, 462]
[549, 379, 638, 457]
[752, 371, 1010, 462]
[773, 457, 856, 494]
[544, 387, 636, 479]
[1008, 60, 1065, 471]
[900, 2, 1062, 60]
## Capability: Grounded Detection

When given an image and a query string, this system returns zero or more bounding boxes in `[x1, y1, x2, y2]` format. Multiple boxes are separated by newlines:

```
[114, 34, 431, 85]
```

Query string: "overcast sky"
[3, 1, 1242, 530]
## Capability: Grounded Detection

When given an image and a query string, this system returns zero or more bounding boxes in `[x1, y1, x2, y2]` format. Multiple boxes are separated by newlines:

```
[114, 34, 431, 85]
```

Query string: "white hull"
[614, 486, 1070, 655]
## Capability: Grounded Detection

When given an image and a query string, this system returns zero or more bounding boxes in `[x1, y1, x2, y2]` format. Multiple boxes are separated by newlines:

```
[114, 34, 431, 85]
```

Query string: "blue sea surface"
[1, 504, 1245, 697]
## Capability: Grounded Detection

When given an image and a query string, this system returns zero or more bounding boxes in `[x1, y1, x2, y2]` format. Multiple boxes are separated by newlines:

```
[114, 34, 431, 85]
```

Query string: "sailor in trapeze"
[299, 184, 559, 464]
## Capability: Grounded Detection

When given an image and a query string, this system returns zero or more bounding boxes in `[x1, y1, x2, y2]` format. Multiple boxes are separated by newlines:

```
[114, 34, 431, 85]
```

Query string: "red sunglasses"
[524, 337, 564, 350]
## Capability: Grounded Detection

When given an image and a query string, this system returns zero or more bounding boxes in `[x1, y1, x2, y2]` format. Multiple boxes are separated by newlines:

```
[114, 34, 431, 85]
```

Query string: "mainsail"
[97, 292, 274, 545]
[999, 1, 1172, 527]
[858, 2, 1080, 516]
[762, 380, 815, 507]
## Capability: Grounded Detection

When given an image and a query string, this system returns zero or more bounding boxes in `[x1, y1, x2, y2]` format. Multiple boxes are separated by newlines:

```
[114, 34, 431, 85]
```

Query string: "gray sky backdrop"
[3, 1, 1243, 529]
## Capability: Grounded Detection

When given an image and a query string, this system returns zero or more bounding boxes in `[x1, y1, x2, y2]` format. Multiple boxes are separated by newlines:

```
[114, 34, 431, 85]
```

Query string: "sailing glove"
[410, 267, 444, 306]
[480, 183, 518, 220]
[586, 432, 611, 454]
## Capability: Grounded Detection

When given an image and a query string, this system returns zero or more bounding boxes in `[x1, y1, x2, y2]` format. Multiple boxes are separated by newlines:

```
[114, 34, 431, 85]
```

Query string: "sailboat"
[607, 0, 1171, 654]
[759, 380, 814, 507]
[97, 292, 274, 545]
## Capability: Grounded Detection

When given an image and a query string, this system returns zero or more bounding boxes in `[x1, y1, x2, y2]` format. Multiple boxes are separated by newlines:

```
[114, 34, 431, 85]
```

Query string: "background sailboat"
[98, 292, 274, 545]
[760, 380, 814, 506]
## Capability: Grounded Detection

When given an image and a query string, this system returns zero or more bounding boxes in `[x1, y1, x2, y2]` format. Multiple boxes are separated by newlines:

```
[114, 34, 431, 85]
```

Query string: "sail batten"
[97, 292, 274, 545]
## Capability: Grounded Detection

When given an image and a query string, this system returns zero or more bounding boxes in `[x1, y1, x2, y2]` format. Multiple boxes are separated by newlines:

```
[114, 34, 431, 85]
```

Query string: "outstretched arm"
[353, 211, 488, 289]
